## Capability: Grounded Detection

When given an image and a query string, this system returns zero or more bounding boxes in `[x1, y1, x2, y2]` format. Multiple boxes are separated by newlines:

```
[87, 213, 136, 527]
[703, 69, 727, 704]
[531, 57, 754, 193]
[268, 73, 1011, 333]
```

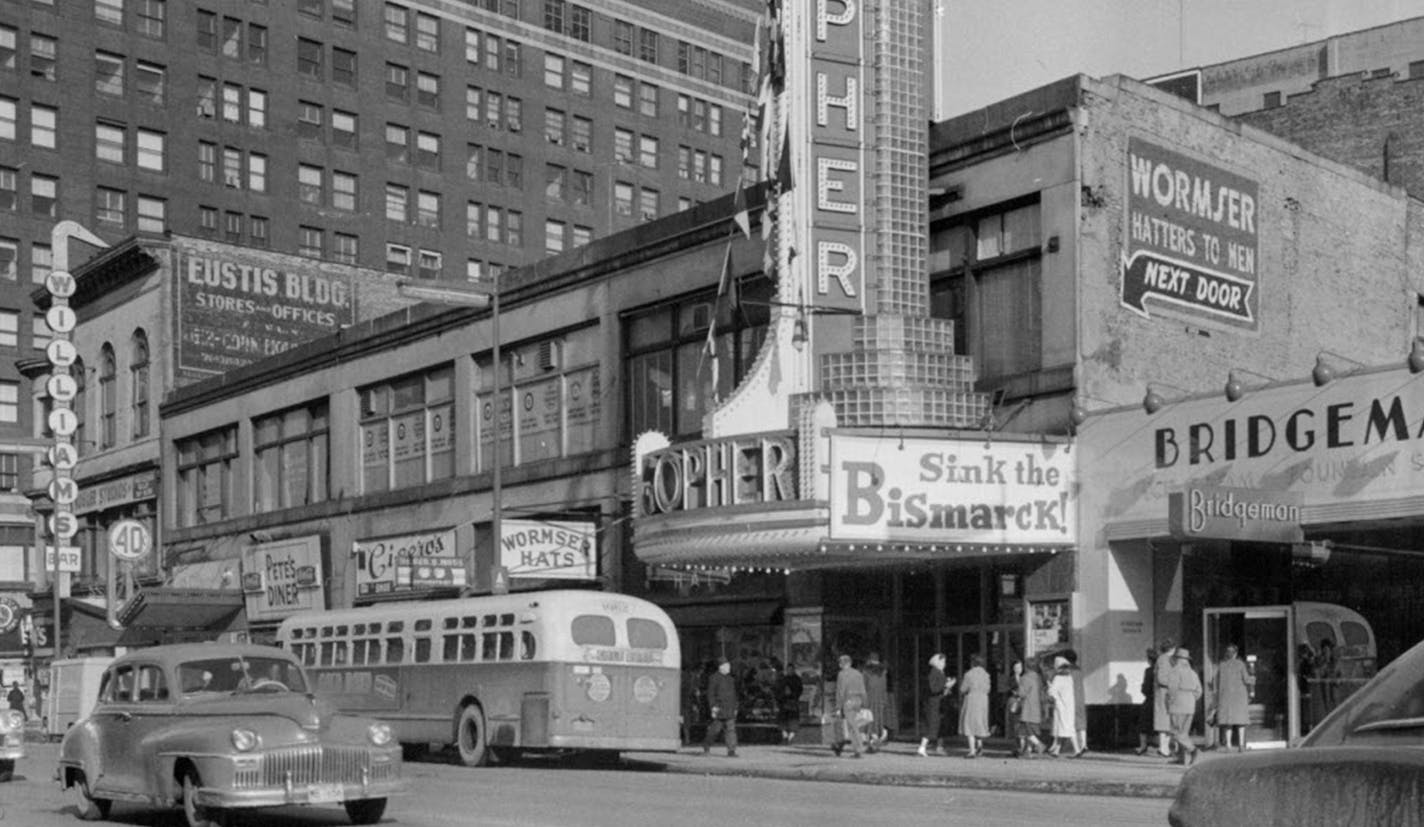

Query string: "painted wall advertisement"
[1120, 137, 1260, 332]
[353, 528, 461, 596]
[242, 536, 326, 622]
[828, 433, 1076, 546]
[177, 251, 356, 376]
[500, 519, 597, 580]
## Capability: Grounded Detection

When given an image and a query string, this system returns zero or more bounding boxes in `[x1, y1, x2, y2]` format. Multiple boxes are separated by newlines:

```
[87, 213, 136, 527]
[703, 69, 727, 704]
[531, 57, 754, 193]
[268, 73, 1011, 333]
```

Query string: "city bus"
[275, 590, 681, 766]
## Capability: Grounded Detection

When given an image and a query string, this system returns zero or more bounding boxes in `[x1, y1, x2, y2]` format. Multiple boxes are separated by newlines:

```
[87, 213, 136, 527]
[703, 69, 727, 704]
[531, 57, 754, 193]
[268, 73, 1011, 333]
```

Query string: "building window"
[332, 110, 357, 148]
[224, 210, 242, 242]
[198, 142, 216, 182]
[571, 170, 592, 205]
[0, 239, 13, 281]
[247, 156, 269, 194]
[0, 27, 12, 71]
[0, 381, 16, 423]
[177, 426, 237, 526]
[639, 83, 659, 117]
[544, 164, 565, 200]
[386, 63, 409, 101]
[571, 116, 591, 153]
[623, 283, 770, 438]
[96, 187, 126, 226]
[137, 129, 164, 171]
[614, 128, 633, 163]
[1264, 91, 1282, 109]
[639, 135, 659, 169]
[136, 0, 165, 38]
[95, 0, 123, 25]
[333, 233, 358, 264]
[136, 195, 165, 233]
[247, 23, 267, 64]
[332, 0, 355, 25]
[504, 41, 521, 77]
[573, 224, 592, 247]
[95, 122, 126, 164]
[31, 104, 56, 148]
[31, 242, 51, 284]
[30, 34, 56, 81]
[385, 124, 410, 163]
[31, 175, 57, 216]
[0, 455, 16, 494]
[298, 101, 323, 140]
[95, 52, 124, 96]
[709, 155, 723, 187]
[131, 330, 150, 437]
[99, 343, 116, 447]
[386, 184, 409, 222]
[930, 200, 1043, 379]
[385, 243, 411, 274]
[31, 314, 51, 349]
[465, 27, 481, 64]
[359, 366, 454, 493]
[298, 226, 323, 258]
[614, 75, 633, 108]
[543, 53, 564, 89]
[544, 109, 565, 145]
[417, 71, 440, 108]
[135, 61, 164, 103]
[297, 38, 323, 78]
[298, 164, 322, 204]
[544, 0, 564, 33]
[416, 190, 440, 228]
[384, 3, 409, 43]
[0, 98, 18, 141]
[415, 12, 439, 52]
[478, 331, 601, 468]
[417, 249, 442, 279]
[332, 171, 357, 211]
[250, 215, 269, 247]
[220, 16, 241, 58]
[639, 187, 659, 221]
[639, 29, 658, 63]
[332, 48, 356, 86]
[0, 312, 15, 347]
[416, 131, 440, 169]
[199, 206, 217, 233]
[570, 60, 591, 96]
[613, 19, 632, 55]
[613, 182, 633, 216]
[504, 96, 521, 132]
[569, 5, 590, 41]
[254, 402, 329, 512]
[544, 219, 565, 255]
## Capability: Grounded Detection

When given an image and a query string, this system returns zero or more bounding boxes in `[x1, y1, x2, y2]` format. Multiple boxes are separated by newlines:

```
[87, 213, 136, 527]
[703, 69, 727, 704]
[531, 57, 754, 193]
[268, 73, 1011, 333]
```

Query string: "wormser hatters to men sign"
[1120, 137, 1260, 333]
[828, 434, 1076, 546]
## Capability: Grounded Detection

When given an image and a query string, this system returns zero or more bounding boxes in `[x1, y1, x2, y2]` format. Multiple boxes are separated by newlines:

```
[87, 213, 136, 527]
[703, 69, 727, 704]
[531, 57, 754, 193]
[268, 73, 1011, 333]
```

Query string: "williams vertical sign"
[1121, 138, 1259, 333]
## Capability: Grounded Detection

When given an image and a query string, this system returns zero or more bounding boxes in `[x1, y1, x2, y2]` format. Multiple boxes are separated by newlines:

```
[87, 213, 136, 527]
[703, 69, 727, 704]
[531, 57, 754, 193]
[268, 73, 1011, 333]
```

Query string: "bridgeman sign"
[1168, 485, 1302, 543]
[1121, 138, 1259, 332]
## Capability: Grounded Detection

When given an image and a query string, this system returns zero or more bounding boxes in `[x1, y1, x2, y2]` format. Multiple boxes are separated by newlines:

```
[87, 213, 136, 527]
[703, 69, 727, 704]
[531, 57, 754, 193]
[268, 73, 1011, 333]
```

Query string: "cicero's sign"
[638, 431, 797, 516]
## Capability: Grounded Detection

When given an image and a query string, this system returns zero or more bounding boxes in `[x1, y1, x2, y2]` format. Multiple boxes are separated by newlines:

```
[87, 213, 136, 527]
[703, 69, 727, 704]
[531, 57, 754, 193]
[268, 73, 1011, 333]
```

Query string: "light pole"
[396, 275, 501, 588]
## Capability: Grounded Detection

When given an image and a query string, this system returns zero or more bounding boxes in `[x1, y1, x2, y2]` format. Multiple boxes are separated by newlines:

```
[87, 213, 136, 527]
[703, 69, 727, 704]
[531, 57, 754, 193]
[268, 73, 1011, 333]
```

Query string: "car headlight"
[231, 728, 260, 752]
[368, 723, 393, 746]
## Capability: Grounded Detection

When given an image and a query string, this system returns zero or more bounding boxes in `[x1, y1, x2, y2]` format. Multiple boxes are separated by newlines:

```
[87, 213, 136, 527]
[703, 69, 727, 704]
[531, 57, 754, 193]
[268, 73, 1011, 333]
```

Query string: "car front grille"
[233, 746, 397, 789]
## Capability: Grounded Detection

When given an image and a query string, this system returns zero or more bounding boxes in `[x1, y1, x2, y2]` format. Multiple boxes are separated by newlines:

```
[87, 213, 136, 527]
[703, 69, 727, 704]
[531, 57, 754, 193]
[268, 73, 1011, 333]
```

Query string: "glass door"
[1204, 606, 1296, 748]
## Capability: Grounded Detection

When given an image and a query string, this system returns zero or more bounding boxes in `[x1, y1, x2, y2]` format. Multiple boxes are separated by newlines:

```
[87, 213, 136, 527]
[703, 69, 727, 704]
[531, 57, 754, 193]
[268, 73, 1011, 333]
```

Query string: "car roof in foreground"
[112, 642, 295, 666]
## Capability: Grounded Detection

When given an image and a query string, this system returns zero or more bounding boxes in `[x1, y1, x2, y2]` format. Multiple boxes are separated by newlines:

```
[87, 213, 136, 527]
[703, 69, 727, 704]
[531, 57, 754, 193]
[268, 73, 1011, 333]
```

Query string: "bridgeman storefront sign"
[1121, 138, 1259, 332]
[828, 434, 1076, 545]
[1168, 485, 1303, 543]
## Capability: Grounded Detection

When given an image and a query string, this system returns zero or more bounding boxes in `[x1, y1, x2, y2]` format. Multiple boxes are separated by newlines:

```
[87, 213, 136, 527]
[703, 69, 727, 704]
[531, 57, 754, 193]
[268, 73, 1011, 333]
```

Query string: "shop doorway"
[1203, 607, 1298, 748]
[894, 625, 1022, 739]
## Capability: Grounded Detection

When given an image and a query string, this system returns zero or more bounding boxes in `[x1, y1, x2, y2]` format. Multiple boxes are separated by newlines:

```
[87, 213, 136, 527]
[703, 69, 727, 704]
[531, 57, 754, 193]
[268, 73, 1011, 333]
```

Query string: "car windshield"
[1303, 637, 1424, 746]
[178, 656, 309, 696]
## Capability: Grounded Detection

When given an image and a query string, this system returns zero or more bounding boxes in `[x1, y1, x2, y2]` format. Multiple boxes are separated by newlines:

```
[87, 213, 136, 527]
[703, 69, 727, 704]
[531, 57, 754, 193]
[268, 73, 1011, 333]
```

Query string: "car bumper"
[0, 745, 22, 761]
[195, 777, 406, 810]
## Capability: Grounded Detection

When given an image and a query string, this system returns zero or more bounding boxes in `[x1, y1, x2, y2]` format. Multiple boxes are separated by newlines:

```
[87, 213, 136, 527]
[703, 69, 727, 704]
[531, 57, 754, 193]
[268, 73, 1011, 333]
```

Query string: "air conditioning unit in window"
[224, 172, 242, 188]
[537, 340, 559, 370]
[197, 100, 215, 118]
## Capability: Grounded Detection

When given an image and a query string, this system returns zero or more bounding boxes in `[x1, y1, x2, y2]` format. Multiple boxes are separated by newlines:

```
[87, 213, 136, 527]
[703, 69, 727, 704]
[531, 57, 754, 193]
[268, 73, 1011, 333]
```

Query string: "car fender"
[56, 718, 104, 789]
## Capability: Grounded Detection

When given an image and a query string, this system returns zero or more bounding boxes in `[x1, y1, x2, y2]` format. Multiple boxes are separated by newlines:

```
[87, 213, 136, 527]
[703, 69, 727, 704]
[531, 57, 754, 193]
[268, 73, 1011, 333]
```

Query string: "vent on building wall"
[538, 340, 560, 371]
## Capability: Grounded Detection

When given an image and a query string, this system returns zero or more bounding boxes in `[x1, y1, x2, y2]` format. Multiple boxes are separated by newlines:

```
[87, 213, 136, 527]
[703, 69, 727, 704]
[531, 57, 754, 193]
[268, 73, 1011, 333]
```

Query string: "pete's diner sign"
[637, 431, 796, 516]
[1167, 485, 1302, 543]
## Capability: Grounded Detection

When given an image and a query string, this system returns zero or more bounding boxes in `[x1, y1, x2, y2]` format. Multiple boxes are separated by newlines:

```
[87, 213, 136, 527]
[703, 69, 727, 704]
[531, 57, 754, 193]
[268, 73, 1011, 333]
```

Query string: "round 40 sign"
[109, 519, 152, 562]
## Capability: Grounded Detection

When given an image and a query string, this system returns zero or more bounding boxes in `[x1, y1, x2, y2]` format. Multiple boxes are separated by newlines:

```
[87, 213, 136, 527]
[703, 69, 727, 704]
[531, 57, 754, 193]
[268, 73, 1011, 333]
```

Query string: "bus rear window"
[571, 615, 616, 646]
[627, 618, 668, 649]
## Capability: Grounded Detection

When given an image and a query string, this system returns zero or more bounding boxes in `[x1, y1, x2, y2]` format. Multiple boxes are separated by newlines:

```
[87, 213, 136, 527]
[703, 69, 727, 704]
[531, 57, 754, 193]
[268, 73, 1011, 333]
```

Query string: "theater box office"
[1077, 361, 1424, 746]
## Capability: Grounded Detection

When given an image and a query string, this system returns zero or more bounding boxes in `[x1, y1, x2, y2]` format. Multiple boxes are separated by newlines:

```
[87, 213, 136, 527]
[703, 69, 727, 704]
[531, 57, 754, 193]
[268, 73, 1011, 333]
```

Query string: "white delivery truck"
[47, 656, 113, 738]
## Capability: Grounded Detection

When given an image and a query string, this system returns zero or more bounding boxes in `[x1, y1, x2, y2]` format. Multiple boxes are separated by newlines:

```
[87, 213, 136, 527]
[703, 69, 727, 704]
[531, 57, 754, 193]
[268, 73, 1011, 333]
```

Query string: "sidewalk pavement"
[629, 738, 1192, 799]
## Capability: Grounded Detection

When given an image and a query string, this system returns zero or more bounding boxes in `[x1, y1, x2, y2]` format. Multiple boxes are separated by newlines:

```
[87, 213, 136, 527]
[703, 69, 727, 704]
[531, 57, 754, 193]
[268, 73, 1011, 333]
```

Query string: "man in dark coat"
[702, 657, 739, 757]
[833, 654, 867, 758]
[862, 652, 889, 751]
[7, 681, 24, 720]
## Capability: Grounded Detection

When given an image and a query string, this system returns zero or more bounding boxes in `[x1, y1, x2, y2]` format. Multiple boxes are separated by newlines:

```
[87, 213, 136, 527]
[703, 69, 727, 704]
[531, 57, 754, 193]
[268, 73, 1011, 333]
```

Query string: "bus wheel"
[455, 704, 489, 767]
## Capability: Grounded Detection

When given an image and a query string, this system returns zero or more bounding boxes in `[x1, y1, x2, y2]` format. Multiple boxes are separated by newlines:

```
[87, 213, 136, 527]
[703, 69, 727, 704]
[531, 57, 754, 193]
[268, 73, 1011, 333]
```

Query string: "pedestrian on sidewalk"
[1212, 644, 1251, 752]
[1005, 658, 1024, 750]
[775, 660, 803, 744]
[833, 654, 867, 758]
[958, 654, 991, 758]
[7, 681, 25, 721]
[702, 657, 739, 757]
[1165, 647, 1203, 765]
[917, 653, 955, 756]
[1046, 656, 1077, 757]
[1013, 656, 1046, 758]
[862, 652, 889, 751]
[1063, 650, 1088, 756]
[1135, 647, 1157, 755]
[1153, 639, 1176, 757]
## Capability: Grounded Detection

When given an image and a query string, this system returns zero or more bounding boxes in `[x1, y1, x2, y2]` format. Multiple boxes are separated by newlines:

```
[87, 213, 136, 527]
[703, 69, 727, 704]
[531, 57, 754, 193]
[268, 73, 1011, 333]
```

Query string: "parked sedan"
[1169, 636, 1424, 826]
[57, 643, 402, 826]
[0, 705, 22, 781]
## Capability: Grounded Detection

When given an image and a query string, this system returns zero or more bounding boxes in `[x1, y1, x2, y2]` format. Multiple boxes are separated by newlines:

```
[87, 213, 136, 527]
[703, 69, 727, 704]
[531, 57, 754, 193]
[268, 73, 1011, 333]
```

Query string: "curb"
[652, 758, 1181, 799]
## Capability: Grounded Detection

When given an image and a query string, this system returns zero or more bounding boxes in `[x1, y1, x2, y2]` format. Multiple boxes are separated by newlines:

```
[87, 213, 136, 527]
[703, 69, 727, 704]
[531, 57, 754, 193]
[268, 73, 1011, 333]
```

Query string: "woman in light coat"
[1046, 655, 1077, 757]
[958, 654, 991, 757]
[1213, 644, 1252, 751]
[1014, 656, 1047, 758]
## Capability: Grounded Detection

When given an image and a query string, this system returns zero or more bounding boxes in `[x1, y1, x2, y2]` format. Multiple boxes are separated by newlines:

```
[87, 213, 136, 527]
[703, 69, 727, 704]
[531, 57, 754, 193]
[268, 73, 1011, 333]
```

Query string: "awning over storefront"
[116, 587, 244, 638]
[663, 599, 783, 629]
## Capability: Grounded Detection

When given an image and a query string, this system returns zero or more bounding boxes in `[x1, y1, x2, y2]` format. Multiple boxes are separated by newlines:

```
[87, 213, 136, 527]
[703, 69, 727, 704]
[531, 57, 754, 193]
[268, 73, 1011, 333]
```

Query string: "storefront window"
[359, 366, 453, 493]
[253, 401, 329, 512]
[176, 426, 237, 526]
[622, 277, 770, 439]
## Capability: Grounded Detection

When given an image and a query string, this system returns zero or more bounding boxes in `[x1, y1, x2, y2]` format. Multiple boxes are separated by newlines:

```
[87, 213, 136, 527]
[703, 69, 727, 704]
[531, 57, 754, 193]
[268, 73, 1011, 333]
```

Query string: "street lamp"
[396, 275, 502, 588]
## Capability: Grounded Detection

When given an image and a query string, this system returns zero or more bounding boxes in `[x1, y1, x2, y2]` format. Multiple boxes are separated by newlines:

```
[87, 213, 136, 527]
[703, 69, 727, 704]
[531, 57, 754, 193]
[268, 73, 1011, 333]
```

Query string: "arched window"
[72, 357, 85, 457]
[99, 343, 116, 449]
[131, 330, 150, 438]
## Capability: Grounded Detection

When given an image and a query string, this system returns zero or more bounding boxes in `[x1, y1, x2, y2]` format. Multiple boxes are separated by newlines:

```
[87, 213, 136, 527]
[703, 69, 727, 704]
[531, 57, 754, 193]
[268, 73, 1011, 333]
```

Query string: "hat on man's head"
[717, 656, 730, 666]
[1173, 647, 1192, 661]
[1053, 656, 1070, 669]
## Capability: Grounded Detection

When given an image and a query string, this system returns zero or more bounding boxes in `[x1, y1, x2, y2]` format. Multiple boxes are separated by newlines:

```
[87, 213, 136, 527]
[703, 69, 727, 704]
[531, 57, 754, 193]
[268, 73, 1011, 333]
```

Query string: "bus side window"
[414, 618, 433, 663]
[482, 632, 498, 660]
[321, 641, 334, 666]
[498, 631, 513, 660]
[520, 631, 536, 660]
[443, 634, 461, 662]
[334, 640, 349, 665]
[461, 633, 477, 661]
[386, 637, 405, 664]
[352, 639, 368, 665]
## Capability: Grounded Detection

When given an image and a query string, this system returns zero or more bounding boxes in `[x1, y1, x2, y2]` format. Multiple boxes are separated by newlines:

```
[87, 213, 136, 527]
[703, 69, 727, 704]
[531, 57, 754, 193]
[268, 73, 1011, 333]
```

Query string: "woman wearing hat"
[1212, 644, 1251, 752]
[1045, 655, 1077, 757]
[1165, 647, 1204, 765]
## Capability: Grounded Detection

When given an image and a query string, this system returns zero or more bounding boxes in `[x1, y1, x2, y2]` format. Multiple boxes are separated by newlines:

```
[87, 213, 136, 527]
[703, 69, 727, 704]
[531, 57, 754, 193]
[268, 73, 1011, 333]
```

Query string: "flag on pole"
[701, 233, 738, 396]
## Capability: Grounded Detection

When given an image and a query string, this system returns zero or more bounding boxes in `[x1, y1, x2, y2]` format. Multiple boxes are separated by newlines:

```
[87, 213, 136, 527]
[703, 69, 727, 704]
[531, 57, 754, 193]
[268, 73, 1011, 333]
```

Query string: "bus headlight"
[368, 723, 393, 746]
[633, 675, 658, 703]
[231, 728, 260, 752]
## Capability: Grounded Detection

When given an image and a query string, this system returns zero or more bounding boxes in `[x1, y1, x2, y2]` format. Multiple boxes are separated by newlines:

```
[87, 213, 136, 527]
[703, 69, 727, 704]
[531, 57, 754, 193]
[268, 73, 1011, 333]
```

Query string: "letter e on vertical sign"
[109, 519, 152, 562]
